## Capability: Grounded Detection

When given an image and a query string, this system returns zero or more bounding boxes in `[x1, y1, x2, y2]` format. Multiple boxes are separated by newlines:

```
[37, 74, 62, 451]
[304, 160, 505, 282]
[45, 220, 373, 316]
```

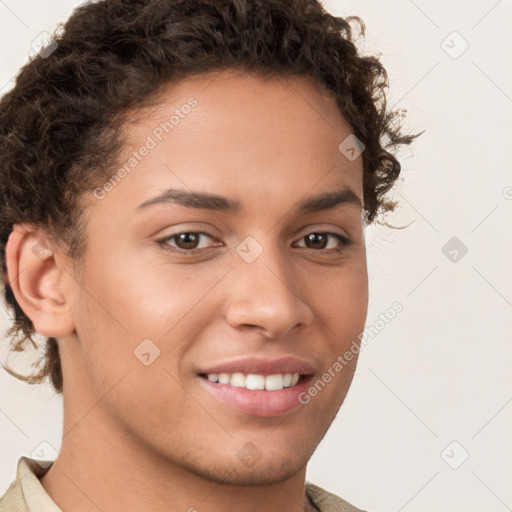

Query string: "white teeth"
[205, 372, 301, 391]
[245, 374, 265, 390]
[218, 373, 230, 384]
[265, 374, 283, 391]
[230, 373, 246, 387]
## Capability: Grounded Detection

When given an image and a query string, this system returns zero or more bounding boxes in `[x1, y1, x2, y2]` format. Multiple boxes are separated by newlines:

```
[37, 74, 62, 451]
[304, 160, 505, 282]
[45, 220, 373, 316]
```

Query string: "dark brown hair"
[0, 0, 420, 394]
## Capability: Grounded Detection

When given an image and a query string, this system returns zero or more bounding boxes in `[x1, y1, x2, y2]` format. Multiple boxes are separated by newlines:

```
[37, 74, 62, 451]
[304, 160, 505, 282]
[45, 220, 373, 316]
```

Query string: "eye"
[156, 230, 352, 256]
[294, 232, 351, 252]
[157, 231, 220, 253]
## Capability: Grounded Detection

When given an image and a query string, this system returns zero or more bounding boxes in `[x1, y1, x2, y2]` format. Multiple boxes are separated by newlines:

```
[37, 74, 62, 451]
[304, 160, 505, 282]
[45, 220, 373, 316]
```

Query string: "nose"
[223, 242, 315, 339]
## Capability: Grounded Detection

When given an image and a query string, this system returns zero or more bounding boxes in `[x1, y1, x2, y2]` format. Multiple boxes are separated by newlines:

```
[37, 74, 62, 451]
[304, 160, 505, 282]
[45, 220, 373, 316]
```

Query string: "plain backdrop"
[1, 1, 511, 511]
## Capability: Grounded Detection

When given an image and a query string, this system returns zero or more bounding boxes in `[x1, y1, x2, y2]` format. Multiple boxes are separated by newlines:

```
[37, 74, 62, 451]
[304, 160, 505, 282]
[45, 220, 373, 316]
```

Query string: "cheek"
[79, 245, 179, 334]
[306, 258, 369, 338]
[74, 250, 224, 376]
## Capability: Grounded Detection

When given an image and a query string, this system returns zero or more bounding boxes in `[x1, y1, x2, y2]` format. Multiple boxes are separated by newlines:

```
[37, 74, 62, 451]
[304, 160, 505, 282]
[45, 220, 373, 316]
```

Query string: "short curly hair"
[0, 0, 420, 394]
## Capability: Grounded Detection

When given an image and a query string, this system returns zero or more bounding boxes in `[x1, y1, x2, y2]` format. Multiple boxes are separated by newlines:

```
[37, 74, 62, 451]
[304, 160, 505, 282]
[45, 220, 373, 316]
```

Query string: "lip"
[197, 356, 316, 377]
[198, 373, 315, 417]
[196, 356, 317, 418]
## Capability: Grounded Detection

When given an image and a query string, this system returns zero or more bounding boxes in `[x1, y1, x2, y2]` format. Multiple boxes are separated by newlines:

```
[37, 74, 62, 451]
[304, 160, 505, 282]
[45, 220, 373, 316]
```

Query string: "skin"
[6, 69, 368, 512]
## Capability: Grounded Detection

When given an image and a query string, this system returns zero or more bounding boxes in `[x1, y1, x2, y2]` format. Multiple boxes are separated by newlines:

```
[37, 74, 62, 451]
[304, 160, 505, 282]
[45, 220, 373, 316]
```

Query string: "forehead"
[90, 69, 363, 215]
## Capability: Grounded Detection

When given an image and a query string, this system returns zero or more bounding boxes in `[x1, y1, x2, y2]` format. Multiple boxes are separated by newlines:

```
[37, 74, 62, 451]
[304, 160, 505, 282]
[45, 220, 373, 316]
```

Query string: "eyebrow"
[136, 185, 362, 214]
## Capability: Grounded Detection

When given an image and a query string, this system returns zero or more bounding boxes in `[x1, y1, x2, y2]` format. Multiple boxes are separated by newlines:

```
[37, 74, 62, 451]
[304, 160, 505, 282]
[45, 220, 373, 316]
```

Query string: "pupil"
[306, 233, 327, 249]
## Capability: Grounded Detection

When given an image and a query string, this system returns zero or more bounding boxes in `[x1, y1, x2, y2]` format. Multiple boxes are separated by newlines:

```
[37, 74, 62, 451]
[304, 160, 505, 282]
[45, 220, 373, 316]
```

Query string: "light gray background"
[1, 1, 511, 511]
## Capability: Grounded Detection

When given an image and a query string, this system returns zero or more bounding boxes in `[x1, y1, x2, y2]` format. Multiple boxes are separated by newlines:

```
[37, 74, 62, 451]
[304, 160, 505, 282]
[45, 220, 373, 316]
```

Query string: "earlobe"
[5, 223, 75, 338]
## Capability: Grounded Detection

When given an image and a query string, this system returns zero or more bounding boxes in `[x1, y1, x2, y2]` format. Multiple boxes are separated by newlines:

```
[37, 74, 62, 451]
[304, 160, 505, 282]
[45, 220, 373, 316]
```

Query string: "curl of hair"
[0, 0, 421, 393]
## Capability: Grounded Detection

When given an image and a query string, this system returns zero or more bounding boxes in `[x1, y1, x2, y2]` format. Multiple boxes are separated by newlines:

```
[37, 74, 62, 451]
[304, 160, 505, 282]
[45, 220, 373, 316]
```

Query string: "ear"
[5, 223, 75, 338]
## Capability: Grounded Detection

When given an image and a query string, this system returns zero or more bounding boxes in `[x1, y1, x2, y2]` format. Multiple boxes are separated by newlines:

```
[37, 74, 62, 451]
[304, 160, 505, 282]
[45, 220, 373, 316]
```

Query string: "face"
[53, 70, 368, 484]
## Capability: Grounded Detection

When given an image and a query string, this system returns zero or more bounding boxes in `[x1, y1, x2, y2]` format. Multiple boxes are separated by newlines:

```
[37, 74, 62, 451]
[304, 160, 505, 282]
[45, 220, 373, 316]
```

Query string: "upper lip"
[197, 356, 316, 377]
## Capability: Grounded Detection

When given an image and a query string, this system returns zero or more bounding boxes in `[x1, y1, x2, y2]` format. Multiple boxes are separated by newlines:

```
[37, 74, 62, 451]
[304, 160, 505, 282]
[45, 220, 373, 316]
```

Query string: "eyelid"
[293, 231, 352, 250]
[292, 223, 352, 244]
[156, 228, 352, 256]
[157, 230, 221, 253]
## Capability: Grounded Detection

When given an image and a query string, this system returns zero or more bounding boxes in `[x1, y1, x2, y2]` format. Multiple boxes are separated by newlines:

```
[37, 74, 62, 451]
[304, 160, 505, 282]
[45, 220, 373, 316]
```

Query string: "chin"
[175, 445, 312, 486]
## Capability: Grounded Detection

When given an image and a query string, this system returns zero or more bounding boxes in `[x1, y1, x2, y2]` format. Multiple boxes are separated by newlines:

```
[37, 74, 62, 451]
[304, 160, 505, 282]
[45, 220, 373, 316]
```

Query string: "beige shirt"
[0, 456, 367, 512]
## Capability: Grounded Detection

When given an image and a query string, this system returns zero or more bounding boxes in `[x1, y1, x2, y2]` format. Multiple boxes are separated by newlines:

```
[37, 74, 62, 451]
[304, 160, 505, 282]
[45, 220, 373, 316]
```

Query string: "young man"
[0, 1, 418, 511]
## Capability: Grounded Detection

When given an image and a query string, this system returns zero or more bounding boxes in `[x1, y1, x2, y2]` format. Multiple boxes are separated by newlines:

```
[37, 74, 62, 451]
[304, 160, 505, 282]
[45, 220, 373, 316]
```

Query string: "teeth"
[218, 373, 230, 384]
[230, 373, 246, 387]
[245, 374, 265, 390]
[205, 372, 301, 391]
[265, 374, 283, 391]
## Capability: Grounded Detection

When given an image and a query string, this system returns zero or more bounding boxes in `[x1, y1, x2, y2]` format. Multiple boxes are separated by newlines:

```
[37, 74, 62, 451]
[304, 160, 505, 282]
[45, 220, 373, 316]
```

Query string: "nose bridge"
[224, 235, 313, 336]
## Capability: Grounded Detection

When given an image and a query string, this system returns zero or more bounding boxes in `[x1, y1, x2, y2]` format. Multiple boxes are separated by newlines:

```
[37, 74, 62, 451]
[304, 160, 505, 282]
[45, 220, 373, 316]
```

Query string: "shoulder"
[0, 477, 26, 512]
[0, 456, 60, 512]
[305, 481, 369, 512]
[0, 457, 27, 512]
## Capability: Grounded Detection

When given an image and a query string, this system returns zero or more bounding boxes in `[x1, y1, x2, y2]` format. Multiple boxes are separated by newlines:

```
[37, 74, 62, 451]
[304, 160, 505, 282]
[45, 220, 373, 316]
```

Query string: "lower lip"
[198, 375, 314, 417]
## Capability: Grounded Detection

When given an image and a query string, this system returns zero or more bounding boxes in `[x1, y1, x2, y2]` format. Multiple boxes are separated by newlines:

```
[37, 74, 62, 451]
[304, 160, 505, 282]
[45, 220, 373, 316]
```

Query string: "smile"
[198, 372, 314, 417]
[202, 372, 301, 391]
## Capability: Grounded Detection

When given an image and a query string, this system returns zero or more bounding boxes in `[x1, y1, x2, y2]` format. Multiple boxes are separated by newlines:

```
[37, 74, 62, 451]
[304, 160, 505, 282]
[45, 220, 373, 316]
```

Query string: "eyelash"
[156, 230, 352, 255]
